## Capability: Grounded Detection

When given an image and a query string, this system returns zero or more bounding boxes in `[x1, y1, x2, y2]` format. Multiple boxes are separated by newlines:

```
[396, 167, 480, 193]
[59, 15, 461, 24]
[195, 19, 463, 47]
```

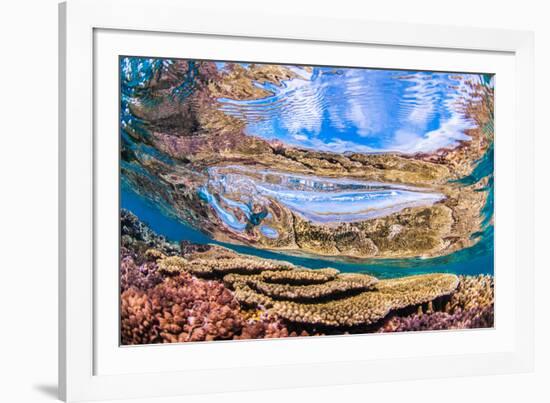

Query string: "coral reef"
[379, 275, 494, 332]
[258, 268, 340, 285]
[230, 273, 459, 327]
[224, 273, 377, 302]
[121, 287, 159, 345]
[149, 273, 244, 343]
[120, 247, 164, 292]
[121, 210, 180, 256]
[119, 211, 494, 344]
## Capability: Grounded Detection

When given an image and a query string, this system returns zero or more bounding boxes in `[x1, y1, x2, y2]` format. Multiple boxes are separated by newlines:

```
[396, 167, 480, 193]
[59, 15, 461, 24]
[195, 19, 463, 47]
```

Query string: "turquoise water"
[122, 185, 493, 279]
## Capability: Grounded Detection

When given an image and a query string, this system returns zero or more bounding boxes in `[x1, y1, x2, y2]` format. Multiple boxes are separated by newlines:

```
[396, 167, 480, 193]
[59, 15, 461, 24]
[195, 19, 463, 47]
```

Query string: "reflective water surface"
[200, 167, 445, 229]
[217, 65, 485, 154]
[119, 58, 494, 278]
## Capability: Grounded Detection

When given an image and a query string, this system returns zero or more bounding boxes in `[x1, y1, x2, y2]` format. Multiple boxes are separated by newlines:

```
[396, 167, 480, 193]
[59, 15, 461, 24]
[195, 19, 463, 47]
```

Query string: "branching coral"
[379, 305, 494, 332]
[448, 274, 493, 312]
[121, 272, 250, 344]
[120, 247, 164, 292]
[149, 273, 244, 343]
[236, 312, 297, 340]
[121, 288, 160, 345]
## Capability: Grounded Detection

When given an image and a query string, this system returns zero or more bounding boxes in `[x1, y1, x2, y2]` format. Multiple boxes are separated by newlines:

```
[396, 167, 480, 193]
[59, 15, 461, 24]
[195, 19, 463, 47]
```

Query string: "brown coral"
[379, 275, 494, 332]
[156, 253, 295, 277]
[121, 288, 160, 345]
[156, 255, 188, 274]
[448, 274, 493, 312]
[228, 273, 377, 302]
[258, 268, 340, 285]
[230, 273, 459, 327]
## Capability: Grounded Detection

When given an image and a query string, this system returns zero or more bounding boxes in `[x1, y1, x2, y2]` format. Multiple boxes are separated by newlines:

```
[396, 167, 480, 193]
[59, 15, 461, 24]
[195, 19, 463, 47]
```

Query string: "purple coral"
[120, 247, 164, 292]
[379, 305, 494, 332]
[379, 275, 494, 332]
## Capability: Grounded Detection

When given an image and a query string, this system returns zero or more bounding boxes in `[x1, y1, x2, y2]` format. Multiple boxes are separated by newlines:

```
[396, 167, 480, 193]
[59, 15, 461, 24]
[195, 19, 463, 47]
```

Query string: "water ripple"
[200, 167, 445, 231]
[217, 66, 487, 154]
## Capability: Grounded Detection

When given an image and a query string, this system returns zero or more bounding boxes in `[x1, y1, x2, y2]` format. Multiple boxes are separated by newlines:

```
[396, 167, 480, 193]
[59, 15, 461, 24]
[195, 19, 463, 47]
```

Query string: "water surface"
[201, 167, 445, 230]
[122, 186, 493, 279]
[217, 66, 489, 154]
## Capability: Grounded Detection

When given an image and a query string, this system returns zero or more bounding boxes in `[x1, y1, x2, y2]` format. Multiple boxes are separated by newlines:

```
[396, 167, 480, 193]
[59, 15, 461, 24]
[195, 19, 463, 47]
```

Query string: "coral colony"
[120, 58, 494, 344]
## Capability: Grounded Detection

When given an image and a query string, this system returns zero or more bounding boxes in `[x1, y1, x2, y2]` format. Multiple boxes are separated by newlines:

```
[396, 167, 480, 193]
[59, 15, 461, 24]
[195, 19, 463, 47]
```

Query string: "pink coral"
[121, 288, 160, 345]
[379, 305, 494, 332]
[120, 247, 163, 292]
[148, 273, 244, 343]
[379, 275, 494, 332]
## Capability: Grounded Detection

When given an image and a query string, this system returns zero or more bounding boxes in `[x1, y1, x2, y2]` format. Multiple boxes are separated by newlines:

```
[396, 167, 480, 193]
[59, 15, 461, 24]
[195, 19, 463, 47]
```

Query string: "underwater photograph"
[119, 57, 494, 345]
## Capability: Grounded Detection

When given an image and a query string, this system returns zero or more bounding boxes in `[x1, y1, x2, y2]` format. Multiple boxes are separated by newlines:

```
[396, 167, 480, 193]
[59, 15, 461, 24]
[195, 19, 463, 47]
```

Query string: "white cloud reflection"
[217, 65, 484, 155]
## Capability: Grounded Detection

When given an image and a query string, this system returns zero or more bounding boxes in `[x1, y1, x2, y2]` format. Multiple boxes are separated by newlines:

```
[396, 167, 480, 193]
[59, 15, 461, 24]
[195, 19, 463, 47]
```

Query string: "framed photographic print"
[59, 0, 534, 401]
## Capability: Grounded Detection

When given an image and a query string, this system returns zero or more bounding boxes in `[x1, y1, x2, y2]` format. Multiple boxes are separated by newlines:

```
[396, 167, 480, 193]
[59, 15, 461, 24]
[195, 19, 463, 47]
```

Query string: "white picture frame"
[59, 0, 534, 401]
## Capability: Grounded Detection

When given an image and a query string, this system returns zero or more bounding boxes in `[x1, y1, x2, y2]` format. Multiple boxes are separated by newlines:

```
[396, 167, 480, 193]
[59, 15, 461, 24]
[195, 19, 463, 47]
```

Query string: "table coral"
[156, 252, 295, 276]
[229, 272, 458, 327]
[258, 268, 340, 285]
[379, 275, 494, 332]
[235, 274, 377, 301]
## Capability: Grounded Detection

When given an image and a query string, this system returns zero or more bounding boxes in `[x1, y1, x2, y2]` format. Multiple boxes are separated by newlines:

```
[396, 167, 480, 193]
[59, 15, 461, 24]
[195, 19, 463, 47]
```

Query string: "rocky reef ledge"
[120, 210, 494, 345]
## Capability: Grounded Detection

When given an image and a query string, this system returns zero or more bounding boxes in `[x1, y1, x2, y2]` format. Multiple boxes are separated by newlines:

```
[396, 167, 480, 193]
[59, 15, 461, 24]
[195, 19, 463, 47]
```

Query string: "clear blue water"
[217, 66, 492, 154]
